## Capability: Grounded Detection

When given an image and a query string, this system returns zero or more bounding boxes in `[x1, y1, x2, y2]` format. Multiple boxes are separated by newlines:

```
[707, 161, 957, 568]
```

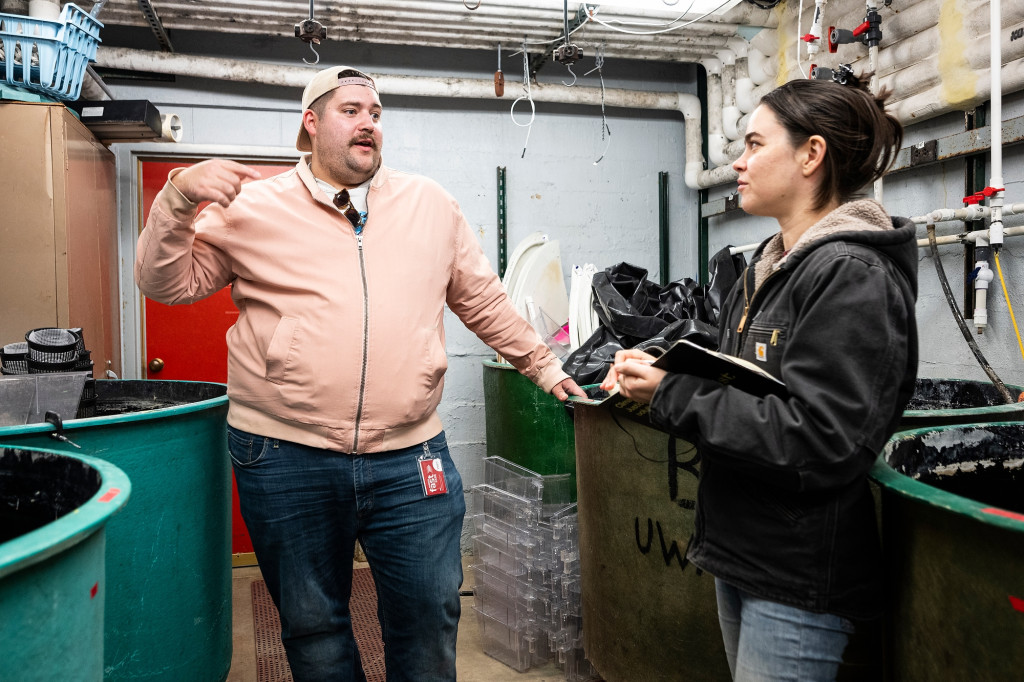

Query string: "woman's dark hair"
[759, 75, 903, 210]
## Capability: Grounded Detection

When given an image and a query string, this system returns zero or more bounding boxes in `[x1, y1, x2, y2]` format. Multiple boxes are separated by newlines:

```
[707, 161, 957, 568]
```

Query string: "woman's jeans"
[715, 579, 882, 682]
[229, 427, 466, 682]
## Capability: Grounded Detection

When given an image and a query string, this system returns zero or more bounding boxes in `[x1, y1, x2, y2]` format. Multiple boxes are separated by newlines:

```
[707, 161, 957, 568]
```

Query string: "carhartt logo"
[755, 342, 768, 362]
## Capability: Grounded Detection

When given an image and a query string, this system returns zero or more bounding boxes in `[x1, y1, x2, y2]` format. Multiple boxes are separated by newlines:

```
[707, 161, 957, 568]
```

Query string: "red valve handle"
[852, 19, 871, 37]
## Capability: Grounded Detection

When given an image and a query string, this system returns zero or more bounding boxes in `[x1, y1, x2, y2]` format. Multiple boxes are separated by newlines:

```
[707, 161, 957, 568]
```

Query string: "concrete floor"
[226, 558, 570, 682]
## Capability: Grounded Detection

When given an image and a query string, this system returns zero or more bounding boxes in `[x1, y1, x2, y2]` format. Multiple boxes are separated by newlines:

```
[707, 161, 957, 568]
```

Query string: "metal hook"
[562, 63, 577, 87]
[303, 41, 320, 66]
[464, 0, 481, 8]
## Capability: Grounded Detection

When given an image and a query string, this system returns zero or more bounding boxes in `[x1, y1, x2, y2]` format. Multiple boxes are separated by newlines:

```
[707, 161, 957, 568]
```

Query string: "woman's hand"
[600, 349, 668, 404]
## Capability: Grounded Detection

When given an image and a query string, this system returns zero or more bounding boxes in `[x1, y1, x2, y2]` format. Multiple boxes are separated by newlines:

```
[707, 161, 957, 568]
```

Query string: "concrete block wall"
[106, 29, 1024, 550]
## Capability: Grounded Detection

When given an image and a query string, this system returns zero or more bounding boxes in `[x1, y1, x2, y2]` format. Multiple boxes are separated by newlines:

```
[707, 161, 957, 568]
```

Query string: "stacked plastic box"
[470, 456, 600, 681]
[0, 3, 102, 100]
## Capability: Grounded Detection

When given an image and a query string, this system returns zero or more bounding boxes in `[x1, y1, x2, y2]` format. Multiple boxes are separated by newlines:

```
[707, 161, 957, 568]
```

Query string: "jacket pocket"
[227, 427, 272, 468]
[743, 322, 788, 380]
[265, 317, 299, 385]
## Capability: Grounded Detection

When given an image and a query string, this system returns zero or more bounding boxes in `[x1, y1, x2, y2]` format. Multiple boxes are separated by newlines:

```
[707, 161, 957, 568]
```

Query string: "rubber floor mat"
[252, 567, 386, 681]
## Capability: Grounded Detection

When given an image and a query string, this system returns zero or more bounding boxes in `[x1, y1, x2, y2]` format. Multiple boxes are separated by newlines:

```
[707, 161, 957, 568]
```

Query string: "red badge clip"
[419, 457, 448, 497]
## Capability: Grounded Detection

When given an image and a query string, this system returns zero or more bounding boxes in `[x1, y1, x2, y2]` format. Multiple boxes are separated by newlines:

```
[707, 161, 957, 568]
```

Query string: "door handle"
[148, 358, 165, 373]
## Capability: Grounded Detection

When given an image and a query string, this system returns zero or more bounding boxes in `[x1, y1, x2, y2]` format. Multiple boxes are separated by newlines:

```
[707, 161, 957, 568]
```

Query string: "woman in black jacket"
[603, 76, 917, 681]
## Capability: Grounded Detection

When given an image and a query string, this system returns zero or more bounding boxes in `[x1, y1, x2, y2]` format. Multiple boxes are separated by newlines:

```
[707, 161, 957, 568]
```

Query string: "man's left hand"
[551, 377, 587, 401]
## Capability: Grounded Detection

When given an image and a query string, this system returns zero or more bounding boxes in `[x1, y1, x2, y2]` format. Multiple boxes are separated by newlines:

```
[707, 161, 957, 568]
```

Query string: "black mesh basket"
[0, 342, 28, 375]
[26, 328, 79, 368]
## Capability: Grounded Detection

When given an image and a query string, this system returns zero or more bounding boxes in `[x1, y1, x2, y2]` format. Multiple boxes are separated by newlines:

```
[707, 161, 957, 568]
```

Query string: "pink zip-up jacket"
[135, 158, 569, 453]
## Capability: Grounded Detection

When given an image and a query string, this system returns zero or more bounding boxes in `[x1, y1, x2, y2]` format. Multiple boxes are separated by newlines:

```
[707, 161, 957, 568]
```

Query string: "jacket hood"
[753, 199, 919, 298]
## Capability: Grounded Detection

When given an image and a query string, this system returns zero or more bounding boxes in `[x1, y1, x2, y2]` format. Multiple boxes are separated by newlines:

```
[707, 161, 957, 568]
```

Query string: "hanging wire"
[993, 251, 1024, 364]
[589, 0, 734, 35]
[597, 0, 696, 27]
[510, 40, 536, 159]
[464, 0, 481, 9]
[926, 224, 1015, 403]
[585, 46, 612, 164]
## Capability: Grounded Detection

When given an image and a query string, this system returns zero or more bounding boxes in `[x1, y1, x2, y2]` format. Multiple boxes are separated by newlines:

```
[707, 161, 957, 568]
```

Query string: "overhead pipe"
[718, 49, 743, 141]
[95, 46, 736, 189]
[700, 58, 731, 167]
[875, 20, 1024, 106]
[747, 33, 776, 86]
[891, 54, 1024, 127]
[870, 2, 1024, 78]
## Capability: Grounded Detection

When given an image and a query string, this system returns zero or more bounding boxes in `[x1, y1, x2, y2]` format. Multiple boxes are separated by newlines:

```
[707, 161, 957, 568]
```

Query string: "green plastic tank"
[872, 421, 1024, 681]
[0, 445, 131, 682]
[482, 361, 577, 500]
[900, 378, 1024, 430]
[0, 380, 230, 682]
[571, 400, 730, 682]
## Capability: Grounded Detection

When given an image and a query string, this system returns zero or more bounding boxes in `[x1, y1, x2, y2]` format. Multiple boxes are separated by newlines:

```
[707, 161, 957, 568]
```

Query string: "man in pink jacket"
[135, 65, 584, 681]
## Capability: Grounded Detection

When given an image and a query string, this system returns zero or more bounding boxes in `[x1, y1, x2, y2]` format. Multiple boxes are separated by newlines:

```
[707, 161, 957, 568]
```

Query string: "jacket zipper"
[734, 267, 782, 352]
[352, 232, 370, 453]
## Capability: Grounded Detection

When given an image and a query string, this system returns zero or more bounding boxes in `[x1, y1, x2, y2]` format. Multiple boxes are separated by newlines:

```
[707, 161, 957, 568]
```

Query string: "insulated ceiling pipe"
[890, 55, 1024, 124]
[747, 40, 775, 86]
[876, 19, 1024, 102]
[95, 46, 736, 189]
[872, 2, 1024, 77]
[700, 58, 731, 166]
[729, 37, 756, 113]
[718, 49, 743, 141]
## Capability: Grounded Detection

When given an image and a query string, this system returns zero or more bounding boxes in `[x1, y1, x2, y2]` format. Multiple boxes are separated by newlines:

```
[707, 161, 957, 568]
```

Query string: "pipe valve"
[828, 8, 882, 53]
[810, 63, 854, 85]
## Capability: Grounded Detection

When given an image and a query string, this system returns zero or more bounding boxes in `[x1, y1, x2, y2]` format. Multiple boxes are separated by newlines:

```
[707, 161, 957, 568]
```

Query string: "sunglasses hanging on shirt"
[333, 189, 366, 232]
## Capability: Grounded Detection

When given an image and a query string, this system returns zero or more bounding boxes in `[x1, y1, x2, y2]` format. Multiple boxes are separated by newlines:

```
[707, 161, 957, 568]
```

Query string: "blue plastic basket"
[57, 3, 101, 60]
[0, 4, 101, 101]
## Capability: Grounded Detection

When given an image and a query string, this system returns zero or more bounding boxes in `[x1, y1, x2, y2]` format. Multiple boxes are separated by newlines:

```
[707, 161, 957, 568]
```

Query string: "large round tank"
[572, 401, 730, 682]
[0, 380, 230, 682]
[482, 361, 577, 499]
[0, 445, 131, 682]
[901, 377, 1024, 430]
[872, 422, 1024, 681]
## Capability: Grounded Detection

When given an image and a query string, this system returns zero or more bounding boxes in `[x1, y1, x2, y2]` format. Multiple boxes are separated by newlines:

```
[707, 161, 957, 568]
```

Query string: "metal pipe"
[96, 46, 735, 189]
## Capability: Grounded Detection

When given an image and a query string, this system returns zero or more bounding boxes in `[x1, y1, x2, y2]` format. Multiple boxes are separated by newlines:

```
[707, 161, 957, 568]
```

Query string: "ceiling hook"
[562, 62, 577, 87]
[464, 0, 481, 9]
[303, 41, 321, 65]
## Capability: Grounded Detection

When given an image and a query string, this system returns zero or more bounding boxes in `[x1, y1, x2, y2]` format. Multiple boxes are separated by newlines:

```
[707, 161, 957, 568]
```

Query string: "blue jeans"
[229, 427, 466, 682]
[715, 579, 881, 682]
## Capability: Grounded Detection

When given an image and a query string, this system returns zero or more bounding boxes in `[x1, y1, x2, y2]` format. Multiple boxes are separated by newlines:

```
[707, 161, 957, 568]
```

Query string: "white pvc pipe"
[720, 58, 742, 142]
[989, 0, 1005, 248]
[27, 0, 57, 20]
[734, 56, 755, 113]
[746, 46, 774, 87]
[701, 58, 730, 167]
[917, 224, 1024, 248]
[731, 221, 1024, 255]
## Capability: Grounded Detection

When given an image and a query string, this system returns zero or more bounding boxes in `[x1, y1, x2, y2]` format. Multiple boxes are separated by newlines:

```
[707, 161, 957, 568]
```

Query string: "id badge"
[418, 455, 448, 497]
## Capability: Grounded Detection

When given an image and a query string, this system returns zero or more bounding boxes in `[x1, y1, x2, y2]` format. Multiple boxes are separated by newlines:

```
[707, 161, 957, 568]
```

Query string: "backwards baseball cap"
[296, 66, 378, 152]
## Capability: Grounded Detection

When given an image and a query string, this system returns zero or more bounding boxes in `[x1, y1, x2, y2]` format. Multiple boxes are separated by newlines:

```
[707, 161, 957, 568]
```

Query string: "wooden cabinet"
[0, 102, 121, 378]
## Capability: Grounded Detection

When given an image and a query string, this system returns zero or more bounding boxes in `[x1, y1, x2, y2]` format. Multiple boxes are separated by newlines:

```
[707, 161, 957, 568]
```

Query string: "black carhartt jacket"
[650, 200, 918, 619]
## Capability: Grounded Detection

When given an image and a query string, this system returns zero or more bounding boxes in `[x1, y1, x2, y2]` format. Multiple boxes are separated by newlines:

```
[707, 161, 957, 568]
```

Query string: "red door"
[140, 159, 294, 558]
